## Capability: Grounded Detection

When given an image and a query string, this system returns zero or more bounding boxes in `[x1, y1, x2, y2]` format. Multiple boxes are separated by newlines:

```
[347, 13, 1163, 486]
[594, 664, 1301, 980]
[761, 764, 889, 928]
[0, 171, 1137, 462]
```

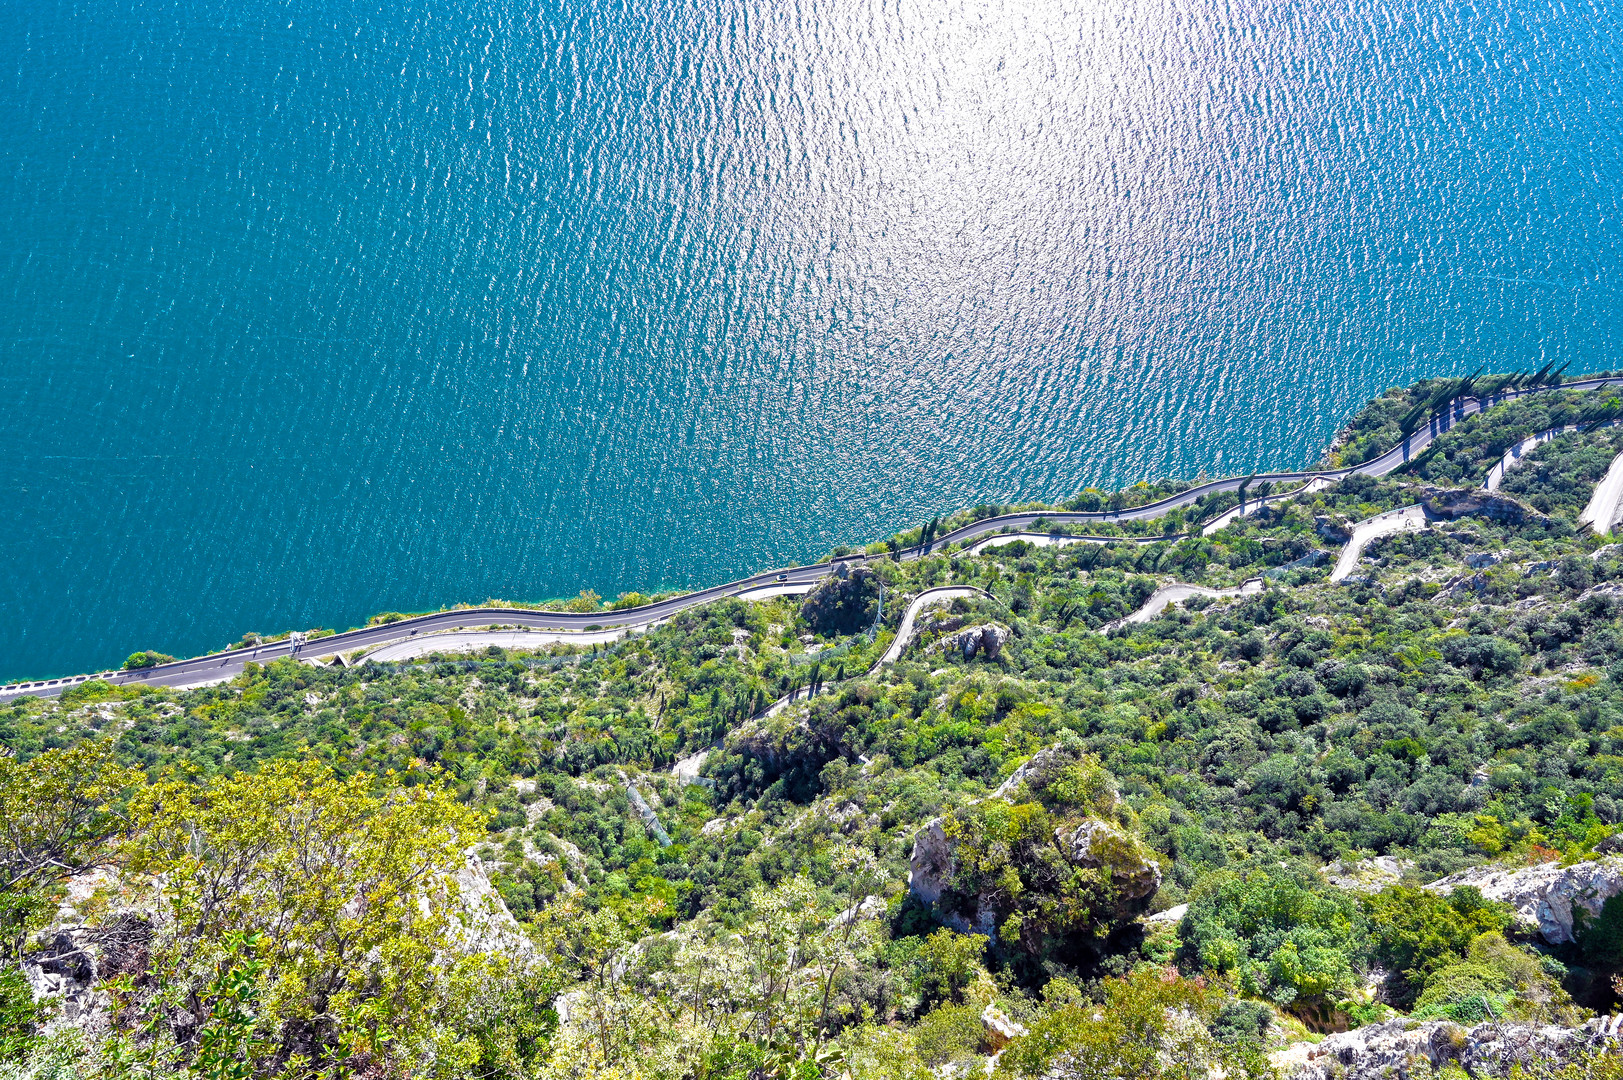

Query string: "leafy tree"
[1409, 933, 1580, 1025]
[995, 968, 1269, 1080]
[121, 651, 175, 670]
[800, 569, 881, 636]
[1364, 885, 1515, 1005]
[915, 928, 986, 1005]
[117, 761, 507, 1077]
[564, 590, 603, 613]
[1179, 864, 1364, 1009]
[0, 741, 139, 958]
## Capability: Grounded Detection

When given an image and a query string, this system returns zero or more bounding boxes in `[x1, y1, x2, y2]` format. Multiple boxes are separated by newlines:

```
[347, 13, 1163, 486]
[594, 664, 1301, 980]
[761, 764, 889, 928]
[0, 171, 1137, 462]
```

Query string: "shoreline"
[7, 372, 1621, 698]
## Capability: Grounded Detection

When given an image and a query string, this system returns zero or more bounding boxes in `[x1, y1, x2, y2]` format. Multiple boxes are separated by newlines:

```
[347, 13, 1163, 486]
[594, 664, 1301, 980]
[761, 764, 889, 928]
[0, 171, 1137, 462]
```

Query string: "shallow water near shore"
[1, 0, 1621, 678]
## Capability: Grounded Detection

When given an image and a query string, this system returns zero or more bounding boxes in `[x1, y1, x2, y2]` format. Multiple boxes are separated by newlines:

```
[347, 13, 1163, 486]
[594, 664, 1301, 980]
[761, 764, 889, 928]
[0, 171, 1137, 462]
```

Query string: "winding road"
[1329, 505, 1430, 583]
[1108, 579, 1266, 629]
[1582, 454, 1623, 536]
[1485, 426, 1580, 493]
[878, 587, 988, 665]
[1200, 477, 1333, 536]
[8, 376, 1619, 701]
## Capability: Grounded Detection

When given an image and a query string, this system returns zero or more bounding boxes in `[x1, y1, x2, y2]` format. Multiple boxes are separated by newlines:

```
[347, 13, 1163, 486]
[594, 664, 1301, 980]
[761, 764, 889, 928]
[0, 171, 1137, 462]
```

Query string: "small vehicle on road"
[775, 573, 788, 583]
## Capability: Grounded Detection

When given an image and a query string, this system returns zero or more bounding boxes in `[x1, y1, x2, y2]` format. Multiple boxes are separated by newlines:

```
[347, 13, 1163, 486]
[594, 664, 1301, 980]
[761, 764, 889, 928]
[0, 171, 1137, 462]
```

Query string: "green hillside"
[5, 377, 1623, 1078]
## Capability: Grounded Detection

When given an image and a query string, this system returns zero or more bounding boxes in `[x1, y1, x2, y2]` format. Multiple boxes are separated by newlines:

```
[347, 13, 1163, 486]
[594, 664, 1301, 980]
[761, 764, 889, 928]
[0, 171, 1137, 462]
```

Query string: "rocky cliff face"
[452, 852, 536, 958]
[1279, 1014, 1623, 1079]
[908, 815, 1162, 936]
[927, 623, 1010, 661]
[1059, 820, 1161, 901]
[990, 743, 1097, 801]
[24, 854, 530, 1038]
[908, 819, 953, 908]
[1422, 487, 1540, 525]
[907, 744, 1160, 938]
[1424, 856, 1623, 945]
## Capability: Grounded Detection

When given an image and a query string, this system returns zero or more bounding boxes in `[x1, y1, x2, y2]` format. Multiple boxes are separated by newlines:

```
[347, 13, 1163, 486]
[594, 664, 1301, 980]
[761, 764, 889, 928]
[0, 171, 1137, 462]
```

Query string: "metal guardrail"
[7, 375, 1621, 698]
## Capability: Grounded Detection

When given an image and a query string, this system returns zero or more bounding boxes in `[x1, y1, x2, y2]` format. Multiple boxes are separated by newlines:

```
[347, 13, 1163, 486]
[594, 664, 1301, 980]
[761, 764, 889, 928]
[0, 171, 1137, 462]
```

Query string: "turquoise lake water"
[2, 0, 1621, 679]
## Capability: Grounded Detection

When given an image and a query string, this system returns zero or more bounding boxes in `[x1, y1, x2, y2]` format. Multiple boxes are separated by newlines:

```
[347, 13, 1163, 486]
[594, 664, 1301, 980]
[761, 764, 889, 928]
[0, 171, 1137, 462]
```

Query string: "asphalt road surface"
[8, 377, 1616, 700]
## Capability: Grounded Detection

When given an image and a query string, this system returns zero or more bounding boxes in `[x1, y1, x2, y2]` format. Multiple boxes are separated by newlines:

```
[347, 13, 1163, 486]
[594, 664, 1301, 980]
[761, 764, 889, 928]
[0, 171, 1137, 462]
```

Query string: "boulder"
[1423, 856, 1623, 945]
[1322, 856, 1413, 894]
[22, 925, 121, 1034]
[831, 895, 888, 930]
[1314, 515, 1353, 543]
[908, 819, 953, 906]
[1061, 820, 1161, 900]
[1143, 902, 1188, 927]
[981, 1004, 1027, 1050]
[1433, 572, 1488, 601]
[932, 623, 1010, 661]
[1579, 582, 1623, 605]
[1282, 1014, 1623, 1079]
[908, 825, 993, 935]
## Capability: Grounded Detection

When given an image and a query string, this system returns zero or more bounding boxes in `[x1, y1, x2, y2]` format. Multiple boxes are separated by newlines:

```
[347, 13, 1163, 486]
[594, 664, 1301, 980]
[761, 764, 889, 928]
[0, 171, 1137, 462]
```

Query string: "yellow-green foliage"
[994, 967, 1269, 1080]
[934, 748, 1155, 957]
[1363, 885, 1517, 1006]
[1412, 933, 1584, 1027]
[117, 761, 504, 1076]
[0, 740, 139, 950]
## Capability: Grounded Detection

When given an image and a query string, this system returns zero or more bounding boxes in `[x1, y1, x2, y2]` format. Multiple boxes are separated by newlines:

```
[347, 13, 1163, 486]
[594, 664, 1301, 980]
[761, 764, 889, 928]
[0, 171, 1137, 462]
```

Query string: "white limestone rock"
[929, 623, 1011, 661]
[981, 1004, 1027, 1050]
[1282, 1014, 1623, 1079]
[1143, 902, 1189, 927]
[1322, 856, 1414, 894]
[1062, 820, 1161, 900]
[1423, 856, 1623, 945]
[908, 819, 952, 906]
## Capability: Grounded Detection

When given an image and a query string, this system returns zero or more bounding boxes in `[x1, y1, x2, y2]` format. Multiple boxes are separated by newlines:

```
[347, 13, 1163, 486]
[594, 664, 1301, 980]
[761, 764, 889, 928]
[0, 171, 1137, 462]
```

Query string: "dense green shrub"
[1178, 864, 1365, 1007]
[1364, 885, 1516, 1005]
[6, 373, 1623, 1075]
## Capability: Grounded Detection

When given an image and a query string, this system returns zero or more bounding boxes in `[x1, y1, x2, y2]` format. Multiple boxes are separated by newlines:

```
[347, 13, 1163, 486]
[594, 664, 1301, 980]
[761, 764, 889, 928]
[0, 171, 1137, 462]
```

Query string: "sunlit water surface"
[1, 0, 1620, 676]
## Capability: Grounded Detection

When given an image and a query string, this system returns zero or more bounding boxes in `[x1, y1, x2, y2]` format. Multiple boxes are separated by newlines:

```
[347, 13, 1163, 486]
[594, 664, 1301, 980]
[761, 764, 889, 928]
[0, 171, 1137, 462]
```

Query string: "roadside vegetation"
[4, 377, 1623, 1076]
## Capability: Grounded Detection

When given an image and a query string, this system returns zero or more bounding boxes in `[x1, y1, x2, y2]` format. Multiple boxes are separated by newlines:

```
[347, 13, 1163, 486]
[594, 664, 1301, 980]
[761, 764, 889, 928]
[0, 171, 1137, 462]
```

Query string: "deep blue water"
[2, 0, 1621, 679]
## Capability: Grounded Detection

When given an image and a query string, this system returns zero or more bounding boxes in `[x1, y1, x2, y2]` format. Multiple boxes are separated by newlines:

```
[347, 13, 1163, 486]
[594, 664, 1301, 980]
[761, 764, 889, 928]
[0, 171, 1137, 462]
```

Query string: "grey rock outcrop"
[1314, 515, 1353, 543]
[931, 623, 1010, 661]
[907, 813, 1159, 933]
[1422, 487, 1540, 525]
[452, 852, 536, 958]
[1282, 1014, 1623, 1079]
[1424, 856, 1623, 945]
[1063, 820, 1161, 900]
[910, 743, 1154, 935]
[908, 819, 953, 906]
[21, 915, 149, 1037]
[831, 895, 888, 929]
[991, 744, 1110, 802]
[1322, 856, 1414, 894]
